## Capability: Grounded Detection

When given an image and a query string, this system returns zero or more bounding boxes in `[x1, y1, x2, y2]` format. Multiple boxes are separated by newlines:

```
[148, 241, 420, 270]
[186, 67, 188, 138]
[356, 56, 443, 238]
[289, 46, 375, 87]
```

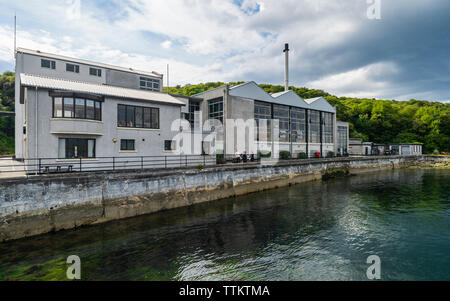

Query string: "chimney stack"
[283, 43, 289, 91]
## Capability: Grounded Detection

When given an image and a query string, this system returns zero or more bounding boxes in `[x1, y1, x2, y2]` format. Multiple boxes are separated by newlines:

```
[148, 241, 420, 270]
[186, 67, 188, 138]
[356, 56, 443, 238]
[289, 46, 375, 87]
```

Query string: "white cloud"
[160, 40, 172, 49]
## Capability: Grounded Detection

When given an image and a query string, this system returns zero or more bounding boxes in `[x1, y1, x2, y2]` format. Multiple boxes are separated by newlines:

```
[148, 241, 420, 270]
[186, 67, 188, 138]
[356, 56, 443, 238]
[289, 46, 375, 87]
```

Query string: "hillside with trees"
[0, 71, 448, 155]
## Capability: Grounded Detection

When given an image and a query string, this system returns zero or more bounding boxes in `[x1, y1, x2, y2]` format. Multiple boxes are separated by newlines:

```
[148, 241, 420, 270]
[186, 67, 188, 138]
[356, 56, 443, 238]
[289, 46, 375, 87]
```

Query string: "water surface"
[1, 168, 449, 280]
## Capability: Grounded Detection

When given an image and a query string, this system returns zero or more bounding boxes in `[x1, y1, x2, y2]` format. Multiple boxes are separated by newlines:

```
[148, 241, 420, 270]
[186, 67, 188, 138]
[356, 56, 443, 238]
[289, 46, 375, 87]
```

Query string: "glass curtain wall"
[290, 108, 306, 143]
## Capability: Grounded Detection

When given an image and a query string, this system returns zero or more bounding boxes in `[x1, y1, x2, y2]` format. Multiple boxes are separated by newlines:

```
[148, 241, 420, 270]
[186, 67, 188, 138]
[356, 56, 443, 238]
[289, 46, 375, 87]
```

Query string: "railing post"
[141, 156, 144, 170]
[113, 157, 115, 171]
[79, 157, 82, 172]
[165, 156, 167, 169]
[203, 155, 206, 166]
[38, 158, 41, 174]
[186, 155, 188, 167]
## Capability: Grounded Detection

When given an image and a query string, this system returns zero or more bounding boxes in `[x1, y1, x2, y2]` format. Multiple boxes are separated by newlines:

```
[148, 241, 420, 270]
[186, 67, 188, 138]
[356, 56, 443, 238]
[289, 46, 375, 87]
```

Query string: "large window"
[117, 104, 159, 129]
[140, 77, 160, 91]
[290, 108, 306, 143]
[337, 126, 348, 154]
[322, 113, 334, 144]
[273, 104, 290, 142]
[53, 97, 102, 121]
[58, 138, 95, 159]
[208, 98, 223, 123]
[164, 140, 176, 151]
[309, 110, 320, 143]
[185, 101, 200, 130]
[254, 101, 272, 141]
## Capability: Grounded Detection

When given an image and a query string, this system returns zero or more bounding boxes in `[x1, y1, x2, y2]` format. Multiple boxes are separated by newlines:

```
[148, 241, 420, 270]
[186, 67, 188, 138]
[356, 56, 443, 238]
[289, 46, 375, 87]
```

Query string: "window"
[120, 139, 135, 151]
[290, 108, 306, 143]
[273, 104, 290, 142]
[53, 97, 101, 121]
[117, 104, 159, 129]
[185, 101, 200, 130]
[208, 98, 224, 123]
[41, 59, 56, 69]
[254, 101, 272, 141]
[66, 63, 80, 73]
[322, 113, 334, 144]
[337, 126, 348, 154]
[164, 140, 176, 151]
[309, 110, 320, 143]
[54, 97, 63, 117]
[58, 138, 95, 159]
[89, 67, 102, 77]
[140, 77, 160, 91]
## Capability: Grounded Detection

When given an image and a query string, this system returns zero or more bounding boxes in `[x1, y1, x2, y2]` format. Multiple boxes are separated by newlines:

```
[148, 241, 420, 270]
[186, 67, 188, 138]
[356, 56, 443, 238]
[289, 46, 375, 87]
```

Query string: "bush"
[216, 154, 226, 164]
[297, 152, 307, 159]
[197, 164, 204, 170]
[279, 151, 291, 160]
[326, 151, 335, 158]
[432, 149, 440, 155]
[259, 151, 272, 158]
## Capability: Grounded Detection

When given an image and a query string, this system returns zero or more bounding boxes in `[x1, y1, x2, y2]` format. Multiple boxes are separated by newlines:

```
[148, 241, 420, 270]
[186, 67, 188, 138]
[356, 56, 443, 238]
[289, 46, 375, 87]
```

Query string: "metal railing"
[0, 155, 217, 176]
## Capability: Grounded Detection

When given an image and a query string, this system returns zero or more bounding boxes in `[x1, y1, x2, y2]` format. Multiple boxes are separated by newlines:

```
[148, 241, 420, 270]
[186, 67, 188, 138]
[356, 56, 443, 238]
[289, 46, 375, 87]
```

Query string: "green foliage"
[197, 164, 204, 170]
[326, 151, 335, 158]
[297, 152, 308, 159]
[279, 151, 291, 160]
[259, 151, 272, 158]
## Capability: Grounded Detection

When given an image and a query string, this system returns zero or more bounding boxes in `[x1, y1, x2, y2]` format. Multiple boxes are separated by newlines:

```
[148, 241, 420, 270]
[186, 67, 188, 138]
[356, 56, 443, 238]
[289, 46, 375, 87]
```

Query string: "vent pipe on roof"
[283, 43, 289, 91]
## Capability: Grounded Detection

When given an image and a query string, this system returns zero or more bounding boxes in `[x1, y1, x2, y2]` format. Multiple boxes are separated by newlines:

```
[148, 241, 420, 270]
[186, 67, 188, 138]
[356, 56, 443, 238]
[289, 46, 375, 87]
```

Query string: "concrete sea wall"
[0, 155, 448, 242]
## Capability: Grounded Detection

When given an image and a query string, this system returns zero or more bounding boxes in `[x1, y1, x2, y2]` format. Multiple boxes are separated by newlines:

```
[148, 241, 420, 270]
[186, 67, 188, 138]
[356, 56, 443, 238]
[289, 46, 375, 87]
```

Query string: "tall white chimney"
[283, 43, 289, 91]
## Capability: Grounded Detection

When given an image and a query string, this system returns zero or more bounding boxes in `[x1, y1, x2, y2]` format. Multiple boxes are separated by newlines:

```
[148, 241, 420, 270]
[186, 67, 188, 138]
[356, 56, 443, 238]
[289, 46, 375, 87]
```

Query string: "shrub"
[326, 151, 335, 158]
[259, 151, 272, 158]
[432, 149, 440, 155]
[197, 164, 204, 170]
[279, 151, 291, 160]
[297, 152, 308, 159]
[216, 154, 226, 164]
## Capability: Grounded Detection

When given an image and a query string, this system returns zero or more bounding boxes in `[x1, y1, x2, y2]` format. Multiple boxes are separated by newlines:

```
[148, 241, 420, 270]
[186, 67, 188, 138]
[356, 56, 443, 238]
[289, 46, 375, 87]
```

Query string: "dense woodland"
[0, 71, 449, 154]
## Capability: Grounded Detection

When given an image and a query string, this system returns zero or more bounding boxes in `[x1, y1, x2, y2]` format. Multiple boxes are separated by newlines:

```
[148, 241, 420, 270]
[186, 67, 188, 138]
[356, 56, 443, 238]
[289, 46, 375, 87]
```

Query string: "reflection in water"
[0, 168, 449, 280]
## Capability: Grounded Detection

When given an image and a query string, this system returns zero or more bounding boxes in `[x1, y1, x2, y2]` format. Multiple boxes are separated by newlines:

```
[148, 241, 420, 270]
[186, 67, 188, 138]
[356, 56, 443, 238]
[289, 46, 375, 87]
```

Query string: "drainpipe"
[320, 112, 323, 158]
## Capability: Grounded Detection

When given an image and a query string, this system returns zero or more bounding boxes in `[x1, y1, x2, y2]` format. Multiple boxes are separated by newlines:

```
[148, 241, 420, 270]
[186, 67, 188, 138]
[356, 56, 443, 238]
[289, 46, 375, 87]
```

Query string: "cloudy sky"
[0, 0, 449, 102]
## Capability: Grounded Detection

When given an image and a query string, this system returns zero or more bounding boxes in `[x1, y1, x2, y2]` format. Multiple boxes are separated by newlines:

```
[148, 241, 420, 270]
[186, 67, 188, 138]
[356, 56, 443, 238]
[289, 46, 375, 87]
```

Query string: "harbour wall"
[0, 155, 448, 242]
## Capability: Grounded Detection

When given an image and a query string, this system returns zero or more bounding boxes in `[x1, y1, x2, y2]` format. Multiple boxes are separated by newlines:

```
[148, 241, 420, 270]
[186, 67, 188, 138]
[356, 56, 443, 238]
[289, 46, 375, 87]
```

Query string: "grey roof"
[20, 73, 184, 106]
[17, 48, 163, 79]
[304, 97, 336, 113]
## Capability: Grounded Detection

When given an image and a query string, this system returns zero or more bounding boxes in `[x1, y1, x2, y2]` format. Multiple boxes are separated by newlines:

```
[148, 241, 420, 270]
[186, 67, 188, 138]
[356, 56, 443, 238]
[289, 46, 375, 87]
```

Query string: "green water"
[1, 168, 449, 281]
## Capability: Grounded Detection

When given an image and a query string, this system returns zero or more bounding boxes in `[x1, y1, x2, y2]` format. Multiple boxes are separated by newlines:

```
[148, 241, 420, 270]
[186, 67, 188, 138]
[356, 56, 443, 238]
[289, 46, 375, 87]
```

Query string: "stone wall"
[0, 155, 447, 242]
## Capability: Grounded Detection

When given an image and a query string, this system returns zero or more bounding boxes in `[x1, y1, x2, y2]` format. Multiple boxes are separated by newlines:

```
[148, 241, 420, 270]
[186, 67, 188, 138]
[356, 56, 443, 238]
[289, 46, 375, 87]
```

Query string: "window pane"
[41, 59, 50, 68]
[58, 138, 66, 158]
[86, 100, 95, 119]
[143, 108, 151, 128]
[65, 138, 89, 159]
[135, 107, 143, 128]
[75, 98, 85, 119]
[88, 140, 95, 158]
[54, 97, 63, 117]
[128, 140, 135, 150]
[126, 106, 135, 127]
[120, 139, 127, 150]
[95, 101, 101, 120]
[63, 98, 74, 118]
[118, 105, 126, 127]
[151, 108, 159, 128]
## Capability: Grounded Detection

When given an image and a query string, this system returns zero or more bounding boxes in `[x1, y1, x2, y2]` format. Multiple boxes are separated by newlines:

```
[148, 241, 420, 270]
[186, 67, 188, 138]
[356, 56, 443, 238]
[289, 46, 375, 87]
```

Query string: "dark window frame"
[52, 96, 102, 121]
[58, 138, 96, 159]
[139, 76, 160, 92]
[41, 59, 56, 69]
[164, 140, 176, 151]
[89, 67, 102, 77]
[66, 63, 80, 73]
[117, 104, 160, 129]
[120, 139, 135, 151]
